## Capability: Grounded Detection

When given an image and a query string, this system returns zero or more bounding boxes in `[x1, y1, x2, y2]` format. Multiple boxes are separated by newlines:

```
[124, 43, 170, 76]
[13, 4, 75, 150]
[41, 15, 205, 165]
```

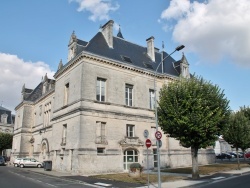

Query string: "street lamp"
[154, 44, 185, 188]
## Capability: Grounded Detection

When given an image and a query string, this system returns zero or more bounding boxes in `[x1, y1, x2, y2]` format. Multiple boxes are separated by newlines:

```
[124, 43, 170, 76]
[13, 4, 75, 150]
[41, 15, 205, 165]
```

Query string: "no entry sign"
[145, 139, 152, 148]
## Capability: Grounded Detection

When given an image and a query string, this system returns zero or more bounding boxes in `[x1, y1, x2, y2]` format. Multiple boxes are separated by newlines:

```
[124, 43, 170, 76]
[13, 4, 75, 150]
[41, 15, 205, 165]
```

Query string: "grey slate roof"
[74, 32, 179, 77]
[0, 106, 11, 112]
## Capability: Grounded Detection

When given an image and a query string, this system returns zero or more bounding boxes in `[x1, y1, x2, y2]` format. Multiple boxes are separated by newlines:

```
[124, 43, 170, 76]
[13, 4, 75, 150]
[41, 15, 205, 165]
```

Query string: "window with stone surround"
[126, 124, 135, 137]
[125, 84, 133, 106]
[149, 89, 155, 110]
[97, 147, 105, 154]
[96, 78, 106, 102]
[44, 102, 51, 127]
[64, 83, 69, 105]
[61, 124, 67, 146]
[96, 122, 107, 144]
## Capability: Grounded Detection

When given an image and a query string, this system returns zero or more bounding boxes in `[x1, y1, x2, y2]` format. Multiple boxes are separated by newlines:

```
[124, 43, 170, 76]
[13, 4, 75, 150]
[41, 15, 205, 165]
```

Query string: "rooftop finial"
[117, 24, 124, 39]
[162, 41, 165, 50]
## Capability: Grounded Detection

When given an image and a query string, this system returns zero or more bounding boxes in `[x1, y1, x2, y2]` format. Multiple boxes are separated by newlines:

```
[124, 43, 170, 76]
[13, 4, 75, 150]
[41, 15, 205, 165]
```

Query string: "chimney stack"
[101, 20, 114, 48]
[146, 36, 155, 62]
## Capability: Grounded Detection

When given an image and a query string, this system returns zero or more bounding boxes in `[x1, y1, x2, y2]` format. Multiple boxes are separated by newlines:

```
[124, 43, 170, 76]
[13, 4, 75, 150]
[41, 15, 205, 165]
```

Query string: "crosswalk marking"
[212, 176, 225, 180]
[94, 182, 112, 187]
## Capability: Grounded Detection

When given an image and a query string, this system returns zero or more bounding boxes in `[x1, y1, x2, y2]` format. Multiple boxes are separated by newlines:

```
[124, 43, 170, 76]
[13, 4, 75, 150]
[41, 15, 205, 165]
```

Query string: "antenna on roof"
[162, 41, 165, 50]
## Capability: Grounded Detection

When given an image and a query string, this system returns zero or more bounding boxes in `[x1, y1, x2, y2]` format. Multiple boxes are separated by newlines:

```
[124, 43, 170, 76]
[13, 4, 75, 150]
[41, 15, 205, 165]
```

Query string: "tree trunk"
[191, 146, 200, 179]
[236, 147, 240, 170]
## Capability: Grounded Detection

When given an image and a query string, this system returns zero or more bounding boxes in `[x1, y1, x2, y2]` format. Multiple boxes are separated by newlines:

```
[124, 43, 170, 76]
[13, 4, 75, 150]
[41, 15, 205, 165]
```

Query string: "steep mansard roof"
[63, 31, 179, 77]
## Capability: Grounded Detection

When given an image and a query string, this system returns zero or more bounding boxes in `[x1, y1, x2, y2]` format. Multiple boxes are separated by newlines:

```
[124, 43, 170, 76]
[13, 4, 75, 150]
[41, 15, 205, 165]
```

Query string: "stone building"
[0, 106, 14, 134]
[12, 20, 214, 175]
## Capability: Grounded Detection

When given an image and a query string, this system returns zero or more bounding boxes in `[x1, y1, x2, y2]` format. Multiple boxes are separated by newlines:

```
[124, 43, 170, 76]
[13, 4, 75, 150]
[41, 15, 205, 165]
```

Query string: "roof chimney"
[146, 36, 155, 62]
[101, 20, 114, 48]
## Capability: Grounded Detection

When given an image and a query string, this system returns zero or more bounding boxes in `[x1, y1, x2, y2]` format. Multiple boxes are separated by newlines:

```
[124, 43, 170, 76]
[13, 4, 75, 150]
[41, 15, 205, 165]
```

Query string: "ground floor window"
[123, 149, 138, 170]
[153, 148, 158, 167]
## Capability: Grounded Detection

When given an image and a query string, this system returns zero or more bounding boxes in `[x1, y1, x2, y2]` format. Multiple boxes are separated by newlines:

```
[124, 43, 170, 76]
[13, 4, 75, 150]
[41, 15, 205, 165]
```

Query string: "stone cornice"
[54, 51, 178, 81]
[52, 105, 154, 122]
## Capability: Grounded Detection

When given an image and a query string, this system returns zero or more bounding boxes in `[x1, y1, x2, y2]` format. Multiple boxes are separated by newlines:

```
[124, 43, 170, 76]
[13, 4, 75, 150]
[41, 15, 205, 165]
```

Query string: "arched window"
[123, 149, 139, 170]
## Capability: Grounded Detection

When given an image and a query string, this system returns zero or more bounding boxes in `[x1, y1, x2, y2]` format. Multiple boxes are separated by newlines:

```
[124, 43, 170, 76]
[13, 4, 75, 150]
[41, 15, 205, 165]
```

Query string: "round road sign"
[155, 131, 162, 140]
[145, 139, 152, 148]
[144, 130, 149, 138]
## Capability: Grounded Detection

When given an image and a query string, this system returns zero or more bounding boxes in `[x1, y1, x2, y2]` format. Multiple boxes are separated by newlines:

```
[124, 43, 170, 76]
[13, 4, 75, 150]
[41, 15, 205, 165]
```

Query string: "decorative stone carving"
[119, 137, 144, 146]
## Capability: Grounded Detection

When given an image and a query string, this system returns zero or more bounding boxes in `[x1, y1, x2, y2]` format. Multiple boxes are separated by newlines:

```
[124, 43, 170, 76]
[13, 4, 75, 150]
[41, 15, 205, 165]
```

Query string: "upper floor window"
[126, 124, 135, 137]
[96, 78, 106, 102]
[64, 83, 69, 105]
[149, 89, 155, 110]
[125, 84, 133, 106]
[61, 124, 67, 145]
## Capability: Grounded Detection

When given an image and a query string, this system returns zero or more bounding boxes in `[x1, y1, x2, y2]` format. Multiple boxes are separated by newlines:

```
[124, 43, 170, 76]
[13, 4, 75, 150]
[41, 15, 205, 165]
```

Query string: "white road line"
[94, 182, 112, 187]
[45, 183, 57, 187]
[212, 176, 225, 180]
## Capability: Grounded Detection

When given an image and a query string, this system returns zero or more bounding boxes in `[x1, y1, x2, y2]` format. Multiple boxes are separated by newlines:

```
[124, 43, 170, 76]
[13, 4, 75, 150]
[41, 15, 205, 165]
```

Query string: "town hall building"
[12, 20, 215, 175]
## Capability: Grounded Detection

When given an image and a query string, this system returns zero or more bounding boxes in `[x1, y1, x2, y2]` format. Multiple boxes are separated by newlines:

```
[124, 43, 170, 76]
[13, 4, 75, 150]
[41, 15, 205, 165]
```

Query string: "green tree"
[0, 132, 13, 155]
[239, 106, 250, 157]
[223, 110, 250, 169]
[157, 76, 230, 179]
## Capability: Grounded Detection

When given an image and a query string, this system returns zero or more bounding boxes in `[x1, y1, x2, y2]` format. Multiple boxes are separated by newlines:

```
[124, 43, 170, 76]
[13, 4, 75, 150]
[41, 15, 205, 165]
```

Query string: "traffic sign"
[143, 130, 149, 138]
[155, 131, 162, 140]
[158, 140, 162, 148]
[145, 139, 152, 148]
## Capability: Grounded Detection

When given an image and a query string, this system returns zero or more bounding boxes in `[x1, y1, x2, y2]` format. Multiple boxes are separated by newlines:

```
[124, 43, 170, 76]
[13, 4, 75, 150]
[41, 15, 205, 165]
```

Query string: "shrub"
[130, 163, 143, 172]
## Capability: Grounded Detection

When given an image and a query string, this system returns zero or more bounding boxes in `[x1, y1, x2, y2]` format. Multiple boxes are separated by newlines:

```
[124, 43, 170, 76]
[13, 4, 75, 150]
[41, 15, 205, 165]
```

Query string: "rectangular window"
[62, 124, 67, 145]
[96, 78, 106, 102]
[64, 83, 69, 105]
[97, 147, 105, 154]
[126, 124, 135, 137]
[149, 89, 155, 109]
[96, 122, 106, 144]
[153, 149, 158, 167]
[125, 84, 133, 106]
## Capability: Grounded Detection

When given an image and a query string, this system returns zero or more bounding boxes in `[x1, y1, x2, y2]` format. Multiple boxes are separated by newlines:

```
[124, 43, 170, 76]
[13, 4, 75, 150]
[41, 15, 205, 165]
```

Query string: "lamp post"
[154, 45, 185, 188]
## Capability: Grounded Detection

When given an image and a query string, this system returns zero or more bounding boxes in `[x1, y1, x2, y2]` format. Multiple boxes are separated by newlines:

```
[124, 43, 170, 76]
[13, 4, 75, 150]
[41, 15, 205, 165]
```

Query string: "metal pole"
[154, 49, 179, 188]
[147, 147, 149, 188]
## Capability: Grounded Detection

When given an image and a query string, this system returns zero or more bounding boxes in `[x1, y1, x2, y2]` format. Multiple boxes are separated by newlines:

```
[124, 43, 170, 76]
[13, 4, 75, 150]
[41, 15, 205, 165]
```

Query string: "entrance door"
[123, 149, 138, 170]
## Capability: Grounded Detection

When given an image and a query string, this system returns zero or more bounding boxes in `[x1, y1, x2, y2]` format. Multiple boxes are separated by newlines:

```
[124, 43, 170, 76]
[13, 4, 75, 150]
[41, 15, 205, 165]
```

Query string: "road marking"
[94, 182, 112, 186]
[212, 177, 225, 180]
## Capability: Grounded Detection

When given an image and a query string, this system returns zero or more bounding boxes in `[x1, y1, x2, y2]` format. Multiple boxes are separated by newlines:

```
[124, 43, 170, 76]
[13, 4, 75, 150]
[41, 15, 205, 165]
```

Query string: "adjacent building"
[12, 20, 215, 175]
[0, 106, 14, 134]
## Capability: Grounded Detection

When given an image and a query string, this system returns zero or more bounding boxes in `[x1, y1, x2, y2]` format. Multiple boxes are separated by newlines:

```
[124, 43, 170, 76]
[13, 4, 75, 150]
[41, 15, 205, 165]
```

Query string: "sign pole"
[147, 147, 149, 188]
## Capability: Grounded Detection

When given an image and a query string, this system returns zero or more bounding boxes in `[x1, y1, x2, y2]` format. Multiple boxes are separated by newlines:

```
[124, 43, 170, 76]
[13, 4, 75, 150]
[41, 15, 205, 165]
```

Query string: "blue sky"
[0, 0, 250, 113]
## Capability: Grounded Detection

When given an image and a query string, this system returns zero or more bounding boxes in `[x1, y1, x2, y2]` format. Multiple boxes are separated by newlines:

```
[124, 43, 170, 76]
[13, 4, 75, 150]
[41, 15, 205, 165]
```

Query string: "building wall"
[12, 51, 215, 175]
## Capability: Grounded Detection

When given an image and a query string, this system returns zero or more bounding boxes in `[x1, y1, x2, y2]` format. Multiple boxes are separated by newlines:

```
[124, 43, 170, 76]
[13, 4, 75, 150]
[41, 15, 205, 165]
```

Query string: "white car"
[13, 158, 24, 167]
[19, 158, 43, 168]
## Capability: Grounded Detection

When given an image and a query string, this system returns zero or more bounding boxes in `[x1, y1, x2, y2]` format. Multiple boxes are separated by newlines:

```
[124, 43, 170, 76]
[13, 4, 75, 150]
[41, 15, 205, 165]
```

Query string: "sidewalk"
[9, 164, 250, 188]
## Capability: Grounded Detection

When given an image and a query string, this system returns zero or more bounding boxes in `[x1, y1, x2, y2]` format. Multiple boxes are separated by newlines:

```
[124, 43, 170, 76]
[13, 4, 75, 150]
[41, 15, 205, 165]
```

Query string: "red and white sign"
[145, 139, 152, 148]
[155, 131, 162, 140]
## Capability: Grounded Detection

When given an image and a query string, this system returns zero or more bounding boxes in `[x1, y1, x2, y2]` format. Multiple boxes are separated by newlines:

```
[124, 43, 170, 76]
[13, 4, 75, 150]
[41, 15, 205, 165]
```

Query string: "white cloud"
[0, 53, 55, 113]
[70, 0, 119, 21]
[160, 0, 250, 67]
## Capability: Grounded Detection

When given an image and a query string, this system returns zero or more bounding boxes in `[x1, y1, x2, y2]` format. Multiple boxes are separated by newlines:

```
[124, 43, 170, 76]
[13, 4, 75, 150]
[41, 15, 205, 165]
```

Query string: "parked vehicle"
[13, 158, 24, 167]
[0, 156, 5, 166]
[245, 152, 250, 158]
[227, 152, 237, 158]
[19, 158, 43, 168]
[216, 153, 232, 160]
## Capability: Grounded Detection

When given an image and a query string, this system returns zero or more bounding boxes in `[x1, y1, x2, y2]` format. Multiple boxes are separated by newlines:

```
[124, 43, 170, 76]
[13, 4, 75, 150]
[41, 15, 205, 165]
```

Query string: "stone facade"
[12, 20, 215, 175]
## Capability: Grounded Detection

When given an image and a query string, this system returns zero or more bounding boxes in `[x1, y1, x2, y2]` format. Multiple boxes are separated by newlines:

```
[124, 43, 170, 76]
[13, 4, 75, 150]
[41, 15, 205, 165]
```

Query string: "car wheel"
[14, 163, 18, 167]
[20, 164, 24, 168]
[37, 164, 42, 168]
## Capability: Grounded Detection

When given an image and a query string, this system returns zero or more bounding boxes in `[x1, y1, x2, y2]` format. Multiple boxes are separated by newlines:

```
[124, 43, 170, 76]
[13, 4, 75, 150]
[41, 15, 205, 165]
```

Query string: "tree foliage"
[223, 110, 250, 169]
[0, 132, 13, 154]
[157, 76, 230, 179]
[225, 106, 250, 153]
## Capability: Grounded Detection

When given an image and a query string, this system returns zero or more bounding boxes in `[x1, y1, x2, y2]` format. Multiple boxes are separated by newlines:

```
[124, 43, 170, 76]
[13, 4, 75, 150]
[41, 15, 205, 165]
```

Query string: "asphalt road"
[193, 173, 250, 188]
[0, 166, 94, 188]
